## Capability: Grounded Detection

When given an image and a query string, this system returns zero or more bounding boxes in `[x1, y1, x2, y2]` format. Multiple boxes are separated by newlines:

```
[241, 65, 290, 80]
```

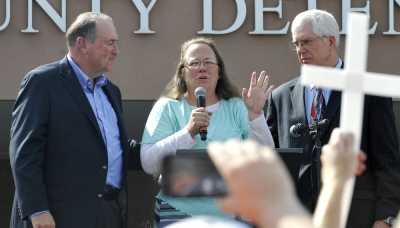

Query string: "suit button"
[102, 165, 107, 170]
[308, 187, 312, 193]
[98, 194, 103, 199]
[313, 157, 317, 162]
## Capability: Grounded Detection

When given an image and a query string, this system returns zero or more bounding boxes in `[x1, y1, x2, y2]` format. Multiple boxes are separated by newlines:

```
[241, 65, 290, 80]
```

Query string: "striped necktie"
[311, 88, 325, 122]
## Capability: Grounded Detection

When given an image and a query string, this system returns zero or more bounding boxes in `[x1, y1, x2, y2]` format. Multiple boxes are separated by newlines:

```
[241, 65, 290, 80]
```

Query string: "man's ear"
[77, 37, 88, 54]
[329, 36, 336, 47]
[328, 35, 337, 52]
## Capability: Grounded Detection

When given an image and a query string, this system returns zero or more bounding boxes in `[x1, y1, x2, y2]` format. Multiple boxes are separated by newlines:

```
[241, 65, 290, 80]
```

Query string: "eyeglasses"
[185, 59, 218, 69]
[288, 37, 324, 50]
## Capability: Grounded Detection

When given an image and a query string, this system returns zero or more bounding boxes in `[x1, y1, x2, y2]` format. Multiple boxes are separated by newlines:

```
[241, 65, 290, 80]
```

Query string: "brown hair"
[160, 37, 241, 100]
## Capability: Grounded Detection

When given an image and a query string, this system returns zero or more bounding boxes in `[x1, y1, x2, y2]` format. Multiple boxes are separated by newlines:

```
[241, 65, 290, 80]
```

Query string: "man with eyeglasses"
[265, 9, 400, 228]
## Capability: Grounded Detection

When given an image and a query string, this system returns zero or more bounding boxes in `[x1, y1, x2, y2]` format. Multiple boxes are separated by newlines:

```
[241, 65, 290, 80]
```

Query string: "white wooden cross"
[301, 12, 400, 228]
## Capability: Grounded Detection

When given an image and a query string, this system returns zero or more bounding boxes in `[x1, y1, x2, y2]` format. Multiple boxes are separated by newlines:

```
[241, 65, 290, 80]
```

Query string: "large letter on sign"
[198, 0, 246, 34]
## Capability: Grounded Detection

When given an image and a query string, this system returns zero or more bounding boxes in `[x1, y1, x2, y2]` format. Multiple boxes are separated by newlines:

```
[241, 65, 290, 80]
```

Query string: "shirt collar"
[67, 54, 107, 90]
[309, 58, 342, 90]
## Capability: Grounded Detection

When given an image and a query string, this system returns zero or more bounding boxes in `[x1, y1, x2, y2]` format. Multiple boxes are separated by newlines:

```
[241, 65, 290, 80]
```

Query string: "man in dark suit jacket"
[266, 9, 400, 228]
[9, 12, 130, 228]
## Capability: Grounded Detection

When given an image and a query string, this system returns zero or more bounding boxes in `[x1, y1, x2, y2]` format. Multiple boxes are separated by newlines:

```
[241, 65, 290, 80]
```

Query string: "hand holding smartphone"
[162, 152, 228, 197]
[161, 148, 302, 197]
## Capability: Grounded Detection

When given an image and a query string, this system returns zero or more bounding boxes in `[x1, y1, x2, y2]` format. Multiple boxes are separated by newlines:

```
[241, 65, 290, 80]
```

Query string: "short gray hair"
[66, 12, 113, 47]
[291, 9, 340, 50]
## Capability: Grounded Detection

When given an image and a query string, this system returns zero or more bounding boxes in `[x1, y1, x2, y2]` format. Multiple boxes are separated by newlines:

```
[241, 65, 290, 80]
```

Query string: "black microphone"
[195, 87, 207, 141]
[309, 119, 330, 130]
[290, 123, 306, 137]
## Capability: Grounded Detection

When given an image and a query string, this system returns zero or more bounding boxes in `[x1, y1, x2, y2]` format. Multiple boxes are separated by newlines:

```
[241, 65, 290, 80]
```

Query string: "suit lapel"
[103, 84, 127, 142]
[319, 61, 344, 138]
[103, 85, 120, 120]
[290, 78, 308, 125]
[103, 84, 129, 168]
[320, 91, 341, 138]
[289, 77, 341, 141]
[59, 56, 103, 138]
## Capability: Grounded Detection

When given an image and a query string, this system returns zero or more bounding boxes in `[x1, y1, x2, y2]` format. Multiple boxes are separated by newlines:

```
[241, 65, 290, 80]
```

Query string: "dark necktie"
[311, 88, 325, 122]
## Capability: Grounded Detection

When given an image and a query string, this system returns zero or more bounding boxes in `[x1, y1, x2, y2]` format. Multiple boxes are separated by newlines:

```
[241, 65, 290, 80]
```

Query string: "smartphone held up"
[161, 148, 303, 198]
[162, 151, 228, 197]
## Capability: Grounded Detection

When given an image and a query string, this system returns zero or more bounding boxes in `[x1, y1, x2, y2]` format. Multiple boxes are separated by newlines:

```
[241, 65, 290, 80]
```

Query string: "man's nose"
[113, 44, 120, 55]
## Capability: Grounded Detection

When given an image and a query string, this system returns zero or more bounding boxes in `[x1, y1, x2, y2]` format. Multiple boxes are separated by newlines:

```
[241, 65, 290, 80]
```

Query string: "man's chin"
[105, 65, 115, 72]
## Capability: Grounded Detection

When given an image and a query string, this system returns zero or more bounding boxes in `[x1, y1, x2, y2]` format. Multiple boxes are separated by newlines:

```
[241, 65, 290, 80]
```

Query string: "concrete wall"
[0, 0, 399, 101]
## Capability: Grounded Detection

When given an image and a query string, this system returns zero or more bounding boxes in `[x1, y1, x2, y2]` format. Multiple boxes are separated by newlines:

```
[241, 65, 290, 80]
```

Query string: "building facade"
[0, 0, 399, 227]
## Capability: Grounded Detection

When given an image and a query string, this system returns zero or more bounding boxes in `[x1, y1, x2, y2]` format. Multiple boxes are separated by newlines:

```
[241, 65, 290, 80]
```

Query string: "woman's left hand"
[242, 71, 274, 121]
